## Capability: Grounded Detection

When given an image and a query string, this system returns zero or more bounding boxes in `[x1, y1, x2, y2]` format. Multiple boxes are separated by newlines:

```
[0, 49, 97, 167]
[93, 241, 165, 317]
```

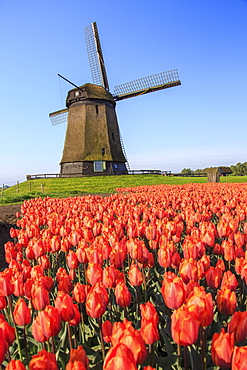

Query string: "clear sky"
[0, 0, 246, 185]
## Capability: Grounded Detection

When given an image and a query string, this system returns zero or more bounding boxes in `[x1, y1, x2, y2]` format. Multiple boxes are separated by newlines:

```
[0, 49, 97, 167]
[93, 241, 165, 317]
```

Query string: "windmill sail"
[85, 22, 109, 90]
[113, 69, 181, 101]
[49, 108, 68, 126]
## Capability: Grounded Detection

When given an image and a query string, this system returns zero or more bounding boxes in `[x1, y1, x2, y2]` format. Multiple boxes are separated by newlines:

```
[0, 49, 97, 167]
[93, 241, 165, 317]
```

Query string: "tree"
[181, 168, 193, 175]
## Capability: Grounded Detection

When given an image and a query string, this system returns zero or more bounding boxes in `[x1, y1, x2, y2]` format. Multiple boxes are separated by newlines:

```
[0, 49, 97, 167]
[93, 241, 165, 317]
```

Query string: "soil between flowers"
[0, 204, 21, 270]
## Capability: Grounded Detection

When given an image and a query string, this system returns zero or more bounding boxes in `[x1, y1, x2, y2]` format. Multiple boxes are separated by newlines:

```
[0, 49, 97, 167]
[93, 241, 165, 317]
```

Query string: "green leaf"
[188, 345, 202, 370]
[159, 327, 175, 355]
[157, 354, 178, 369]
[83, 344, 97, 356]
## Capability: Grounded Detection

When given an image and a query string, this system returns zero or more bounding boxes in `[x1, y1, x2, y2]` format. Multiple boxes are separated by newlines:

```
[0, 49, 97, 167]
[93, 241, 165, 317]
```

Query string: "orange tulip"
[39, 305, 61, 338]
[32, 314, 49, 343]
[73, 283, 86, 303]
[115, 280, 132, 308]
[211, 328, 234, 369]
[186, 286, 213, 327]
[55, 291, 75, 322]
[13, 298, 31, 326]
[216, 287, 236, 316]
[29, 349, 58, 370]
[86, 263, 103, 286]
[171, 305, 200, 346]
[102, 320, 113, 343]
[103, 343, 137, 370]
[68, 345, 89, 370]
[0, 317, 15, 345]
[0, 327, 8, 363]
[228, 311, 247, 343]
[31, 284, 50, 311]
[205, 265, 223, 289]
[85, 282, 108, 319]
[128, 264, 143, 287]
[161, 274, 185, 310]
[66, 361, 86, 370]
[232, 346, 247, 370]
[0, 271, 14, 296]
[66, 250, 79, 269]
[111, 319, 147, 365]
[5, 360, 26, 370]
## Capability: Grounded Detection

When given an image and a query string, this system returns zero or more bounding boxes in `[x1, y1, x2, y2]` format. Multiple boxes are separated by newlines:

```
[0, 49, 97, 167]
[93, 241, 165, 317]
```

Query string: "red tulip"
[66, 362, 86, 370]
[0, 327, 8, 363]
[32, 314, 49, 343]
[102, 320, 113, 343]
[0, 317, 15, 345]
[115, 280, 132, 308]
[69, 304, 81, 326]
[186, 286, 213, 327]
[55, 291, 75, 322]
[128, 264, 143, 287]
[31, 283, 50, 311]
[39, 305, 61, 338]
[13, 298, 31, 326]
[111, 319, 147, 365]
[5, 360, 26, 370]
[102, 265, 122, 289]
[73, 283, 86, 303]
[29, 349, 58, 370]
[0, 271, 14, 296]
[216, 287, 236, 316]
[228, 311, 247, 343]
[171, 305, 200, 346]
[179, 258, 201, 284]
[161, 272, 186, 310]
[211, 328, 234, 369]
[85, 283, 108, 319]
[232, 346, 247, 370]
[221, 270, 238, 291]
[86, 263, 103, 286]
[66, 250, 79, 269]
[205, 265, 223, 289]
[0, 295, 7, 310]
[68, 345, 89, 370]
[103, 343, 138, 370]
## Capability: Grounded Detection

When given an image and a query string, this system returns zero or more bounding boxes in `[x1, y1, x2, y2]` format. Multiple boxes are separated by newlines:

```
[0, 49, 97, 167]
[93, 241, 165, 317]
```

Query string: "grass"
[0, 174, 247, 205]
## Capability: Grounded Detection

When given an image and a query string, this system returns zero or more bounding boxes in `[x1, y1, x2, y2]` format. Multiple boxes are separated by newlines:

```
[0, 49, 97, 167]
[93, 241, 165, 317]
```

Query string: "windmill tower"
[49, 22, 181, 177]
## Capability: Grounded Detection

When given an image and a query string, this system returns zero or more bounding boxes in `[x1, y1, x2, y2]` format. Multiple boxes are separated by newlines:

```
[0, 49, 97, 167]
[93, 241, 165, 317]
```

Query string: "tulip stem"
[97, 317, 106, 361]
[148, 344, 153, 367]
[7, 296, 23, 362]
[184, 346, 188, 370]
[24, 326, 29, 361]
[51, 337, 56, 354]
[67, 322, 73, 350]
[177, 344, 181, 367]
[135, 286, 140, 322]
[200, 327, 206, 370]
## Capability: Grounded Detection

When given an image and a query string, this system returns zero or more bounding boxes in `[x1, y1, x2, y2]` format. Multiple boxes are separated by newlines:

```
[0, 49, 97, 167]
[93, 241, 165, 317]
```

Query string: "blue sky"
[0, 0, 246, 185]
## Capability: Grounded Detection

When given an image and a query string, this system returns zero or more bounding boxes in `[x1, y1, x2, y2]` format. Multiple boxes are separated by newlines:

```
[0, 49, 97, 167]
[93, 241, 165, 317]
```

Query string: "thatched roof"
[66, 83, 115, 108]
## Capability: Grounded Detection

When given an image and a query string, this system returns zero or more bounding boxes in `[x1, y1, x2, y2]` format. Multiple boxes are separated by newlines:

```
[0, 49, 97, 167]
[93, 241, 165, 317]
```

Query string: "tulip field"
[1, 182, 247, 369]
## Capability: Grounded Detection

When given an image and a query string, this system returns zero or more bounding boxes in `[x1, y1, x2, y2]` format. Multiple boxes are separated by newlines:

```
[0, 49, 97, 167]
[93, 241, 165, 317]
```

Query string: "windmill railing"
[26, 170, 166, 180]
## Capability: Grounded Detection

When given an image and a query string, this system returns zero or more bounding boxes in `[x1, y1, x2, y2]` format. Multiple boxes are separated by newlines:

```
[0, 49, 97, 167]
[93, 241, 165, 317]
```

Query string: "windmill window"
[102, 148, 105, 155]
[95, 105, 99, 114]
[112, 133, 115, 141]
[75, 91, 79, 96]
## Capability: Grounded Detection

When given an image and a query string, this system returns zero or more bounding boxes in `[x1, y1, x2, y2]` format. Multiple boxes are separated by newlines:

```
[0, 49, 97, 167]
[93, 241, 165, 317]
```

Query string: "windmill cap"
[66, 83, 115, 107]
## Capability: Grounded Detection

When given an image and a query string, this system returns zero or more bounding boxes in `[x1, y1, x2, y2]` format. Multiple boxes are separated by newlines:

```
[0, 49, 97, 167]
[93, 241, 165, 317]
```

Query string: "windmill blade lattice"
[49, 108, 68, 126]
[113, 69, 181, 101]
[85, 22, 109, 90]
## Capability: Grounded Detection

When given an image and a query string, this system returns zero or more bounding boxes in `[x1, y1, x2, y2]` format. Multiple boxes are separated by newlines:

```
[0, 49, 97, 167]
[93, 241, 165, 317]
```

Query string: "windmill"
[49, 22, 181, 177]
